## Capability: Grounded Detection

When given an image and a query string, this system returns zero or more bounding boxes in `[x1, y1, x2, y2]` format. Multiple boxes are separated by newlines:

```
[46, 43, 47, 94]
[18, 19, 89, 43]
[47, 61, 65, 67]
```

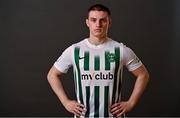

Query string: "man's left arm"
[110, 64, 149, 117]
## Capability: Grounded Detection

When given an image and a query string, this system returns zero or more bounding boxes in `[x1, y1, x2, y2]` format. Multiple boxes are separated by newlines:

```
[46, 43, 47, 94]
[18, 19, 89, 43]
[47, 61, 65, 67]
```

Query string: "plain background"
[0, 0, 180, 117]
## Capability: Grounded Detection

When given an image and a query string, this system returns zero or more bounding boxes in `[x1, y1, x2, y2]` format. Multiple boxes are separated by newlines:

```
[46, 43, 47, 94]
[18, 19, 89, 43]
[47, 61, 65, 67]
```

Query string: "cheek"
[89, 24, 95, 30]
[104, 23, 109, 27]
[105, 24, 110, 30]
[102, 24, 108, 31]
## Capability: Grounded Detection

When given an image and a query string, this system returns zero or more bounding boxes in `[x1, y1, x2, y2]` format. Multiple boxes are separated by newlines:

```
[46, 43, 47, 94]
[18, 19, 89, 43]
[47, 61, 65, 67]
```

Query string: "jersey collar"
[85, 38, 110, 49]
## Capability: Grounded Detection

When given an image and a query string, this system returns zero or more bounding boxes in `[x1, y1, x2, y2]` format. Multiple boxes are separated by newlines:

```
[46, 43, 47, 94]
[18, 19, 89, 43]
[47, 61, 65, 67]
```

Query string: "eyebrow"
[89, 17, 108, 20]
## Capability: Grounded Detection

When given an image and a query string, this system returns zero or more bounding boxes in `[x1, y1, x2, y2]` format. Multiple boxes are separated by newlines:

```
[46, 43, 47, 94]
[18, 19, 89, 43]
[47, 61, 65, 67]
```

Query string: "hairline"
[87, 4, 111, 19]
[87, 10, 111, 19]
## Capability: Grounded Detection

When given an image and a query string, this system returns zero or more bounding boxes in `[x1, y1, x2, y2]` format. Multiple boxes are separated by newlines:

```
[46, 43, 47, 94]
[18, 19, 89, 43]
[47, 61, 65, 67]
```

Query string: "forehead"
[88, 11, 109, 19]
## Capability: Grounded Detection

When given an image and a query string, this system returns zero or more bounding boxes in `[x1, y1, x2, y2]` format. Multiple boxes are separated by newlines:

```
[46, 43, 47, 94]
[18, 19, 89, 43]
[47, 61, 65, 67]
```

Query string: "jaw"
[90, 33, 106, 40]
[90, 30, 108, 39]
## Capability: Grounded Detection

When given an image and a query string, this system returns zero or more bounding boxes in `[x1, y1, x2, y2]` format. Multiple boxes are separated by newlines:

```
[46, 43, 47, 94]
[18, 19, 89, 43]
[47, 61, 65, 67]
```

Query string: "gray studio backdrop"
[0, 0, 180, 117]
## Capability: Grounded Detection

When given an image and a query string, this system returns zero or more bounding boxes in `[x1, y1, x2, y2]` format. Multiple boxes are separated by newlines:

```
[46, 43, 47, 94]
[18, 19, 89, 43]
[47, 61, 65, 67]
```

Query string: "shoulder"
[108, 38, 128, 49]
[108, 38, 138, 60]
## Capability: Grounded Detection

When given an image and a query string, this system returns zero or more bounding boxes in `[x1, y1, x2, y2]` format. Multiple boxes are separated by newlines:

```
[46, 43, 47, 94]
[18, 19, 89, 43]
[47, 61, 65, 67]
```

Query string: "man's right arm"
[47, 66, 69, 106]
[47, 65, 86, 116]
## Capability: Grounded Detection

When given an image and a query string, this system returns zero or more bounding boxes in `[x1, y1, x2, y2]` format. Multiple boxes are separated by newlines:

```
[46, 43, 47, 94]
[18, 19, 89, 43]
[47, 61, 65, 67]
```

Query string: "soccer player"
[47, 4, 149, 118]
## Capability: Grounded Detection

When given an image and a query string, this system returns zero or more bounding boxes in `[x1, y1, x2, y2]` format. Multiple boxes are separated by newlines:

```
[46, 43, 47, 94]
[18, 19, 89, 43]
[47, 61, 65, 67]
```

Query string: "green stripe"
[74, 47, 84, 104]
[94, 86, 99, 117]
[85, 86, 90, 117]
[94, 56, 100, 71]
[73, 68, 77, 94]
[105, 51, 110, 70]
[112, 47, 120, 105]
[84, 51, 89, 70]
[104, 86, 109, 117]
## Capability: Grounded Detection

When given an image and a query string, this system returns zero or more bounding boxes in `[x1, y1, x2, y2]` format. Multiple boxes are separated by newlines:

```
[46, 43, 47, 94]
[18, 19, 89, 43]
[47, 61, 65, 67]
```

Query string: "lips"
[94, 29, 102, 32]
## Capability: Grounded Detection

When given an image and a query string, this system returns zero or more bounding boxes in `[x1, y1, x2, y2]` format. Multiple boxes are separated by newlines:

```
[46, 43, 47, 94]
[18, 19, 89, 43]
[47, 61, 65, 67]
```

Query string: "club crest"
[107, 53, 116, 62]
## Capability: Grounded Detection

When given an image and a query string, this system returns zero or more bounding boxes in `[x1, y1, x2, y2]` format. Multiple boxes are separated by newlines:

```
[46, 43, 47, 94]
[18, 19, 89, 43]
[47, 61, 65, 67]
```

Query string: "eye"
[100, 18, 107, 23]
[90, 18, 96, 22]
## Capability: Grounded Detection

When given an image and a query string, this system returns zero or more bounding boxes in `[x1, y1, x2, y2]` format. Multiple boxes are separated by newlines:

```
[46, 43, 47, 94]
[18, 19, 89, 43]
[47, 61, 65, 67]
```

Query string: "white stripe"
[89, 86, 94, 116]
[99, 86, 104, 117]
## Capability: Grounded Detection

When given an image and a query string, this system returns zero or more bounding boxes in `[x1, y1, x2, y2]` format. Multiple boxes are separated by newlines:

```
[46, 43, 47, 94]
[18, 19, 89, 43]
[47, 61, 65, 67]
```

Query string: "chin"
[94, 33, 104, 37]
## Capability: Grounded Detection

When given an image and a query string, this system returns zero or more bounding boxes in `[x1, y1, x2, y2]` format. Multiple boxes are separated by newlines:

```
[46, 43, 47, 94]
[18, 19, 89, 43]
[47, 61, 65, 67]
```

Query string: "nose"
[96, 20, 101, 27]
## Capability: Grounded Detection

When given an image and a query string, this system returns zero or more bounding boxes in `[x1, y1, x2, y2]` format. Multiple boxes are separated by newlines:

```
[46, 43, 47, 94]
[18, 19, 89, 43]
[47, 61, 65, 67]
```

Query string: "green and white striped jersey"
[54, 38, 142, 118]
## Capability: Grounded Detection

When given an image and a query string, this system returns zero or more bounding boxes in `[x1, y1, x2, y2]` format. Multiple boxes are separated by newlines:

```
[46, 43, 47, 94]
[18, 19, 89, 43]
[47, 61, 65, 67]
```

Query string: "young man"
[47, 4, 149, 118]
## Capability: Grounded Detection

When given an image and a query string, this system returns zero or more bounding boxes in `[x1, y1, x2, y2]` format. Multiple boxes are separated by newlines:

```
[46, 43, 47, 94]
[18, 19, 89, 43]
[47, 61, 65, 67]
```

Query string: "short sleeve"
[123, 45, 142, 71]
[54, 46, 73, 73]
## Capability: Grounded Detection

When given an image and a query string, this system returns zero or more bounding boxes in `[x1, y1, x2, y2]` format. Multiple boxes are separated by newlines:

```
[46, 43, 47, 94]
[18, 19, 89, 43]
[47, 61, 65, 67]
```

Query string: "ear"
[86, 19, 89, 27]
[108, 18, 112, 28]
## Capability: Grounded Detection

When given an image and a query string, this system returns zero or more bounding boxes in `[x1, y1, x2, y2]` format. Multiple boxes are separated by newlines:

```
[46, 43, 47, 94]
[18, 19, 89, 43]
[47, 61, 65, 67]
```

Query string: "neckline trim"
[85, 38, 110, 49]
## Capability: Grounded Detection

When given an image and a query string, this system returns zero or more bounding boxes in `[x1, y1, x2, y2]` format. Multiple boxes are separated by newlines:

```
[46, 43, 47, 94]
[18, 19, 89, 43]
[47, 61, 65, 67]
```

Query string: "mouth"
[94, 29, 102, 32]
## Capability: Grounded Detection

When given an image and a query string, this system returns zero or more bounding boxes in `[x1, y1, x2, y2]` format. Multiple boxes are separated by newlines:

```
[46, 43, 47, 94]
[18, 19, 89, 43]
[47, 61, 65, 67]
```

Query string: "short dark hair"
[87, 4, 111, 18]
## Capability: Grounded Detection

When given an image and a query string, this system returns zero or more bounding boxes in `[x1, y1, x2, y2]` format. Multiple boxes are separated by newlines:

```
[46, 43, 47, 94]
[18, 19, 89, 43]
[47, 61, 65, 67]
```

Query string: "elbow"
[146, 74, 150, 86]
[138, 68, 150, 85]
[143, 70, 150, 84]
[147, 72, 150, 81]
[47, 66, 61, 82]
[47, 71, 52, 82]
[146, 70, 150, 80]
[142, 65, 150, 83]
[47, 68, 54, 82]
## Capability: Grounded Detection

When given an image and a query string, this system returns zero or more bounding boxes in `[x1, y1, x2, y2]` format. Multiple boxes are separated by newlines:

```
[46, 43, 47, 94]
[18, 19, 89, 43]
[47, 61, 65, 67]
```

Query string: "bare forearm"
[47, 74, 69, 106]
[110, 71, 149, 116]
[47, 66, 86, 116]
[128, 71, 149, 107]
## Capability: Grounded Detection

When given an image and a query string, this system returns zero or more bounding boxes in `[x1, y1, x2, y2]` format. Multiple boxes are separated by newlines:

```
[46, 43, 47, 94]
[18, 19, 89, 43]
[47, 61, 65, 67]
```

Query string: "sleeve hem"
[128, 62, 142, 71]
[54, 62, 68, 73]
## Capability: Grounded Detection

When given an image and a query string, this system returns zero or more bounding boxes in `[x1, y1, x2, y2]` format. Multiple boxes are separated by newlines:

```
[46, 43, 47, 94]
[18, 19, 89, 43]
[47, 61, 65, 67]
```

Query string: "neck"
[88, 36, 108, 45]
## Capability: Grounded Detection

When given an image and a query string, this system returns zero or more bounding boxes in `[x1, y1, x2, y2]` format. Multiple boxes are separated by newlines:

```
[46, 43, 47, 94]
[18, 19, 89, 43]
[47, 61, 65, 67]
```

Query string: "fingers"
[110, 103, 119, 108]
[117, 110, 125, 117]
[76, 105, 86, 113]
[72, 110, 80, 117]
[110, 106, 123, 115]
[110, 103, 121, 114]
[74, 102, 86, 117]
[65, 100, 87, 117]
[77, 102, 85, 108]
[74, 108, 83, 116]
[110, 102, 127, 117]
